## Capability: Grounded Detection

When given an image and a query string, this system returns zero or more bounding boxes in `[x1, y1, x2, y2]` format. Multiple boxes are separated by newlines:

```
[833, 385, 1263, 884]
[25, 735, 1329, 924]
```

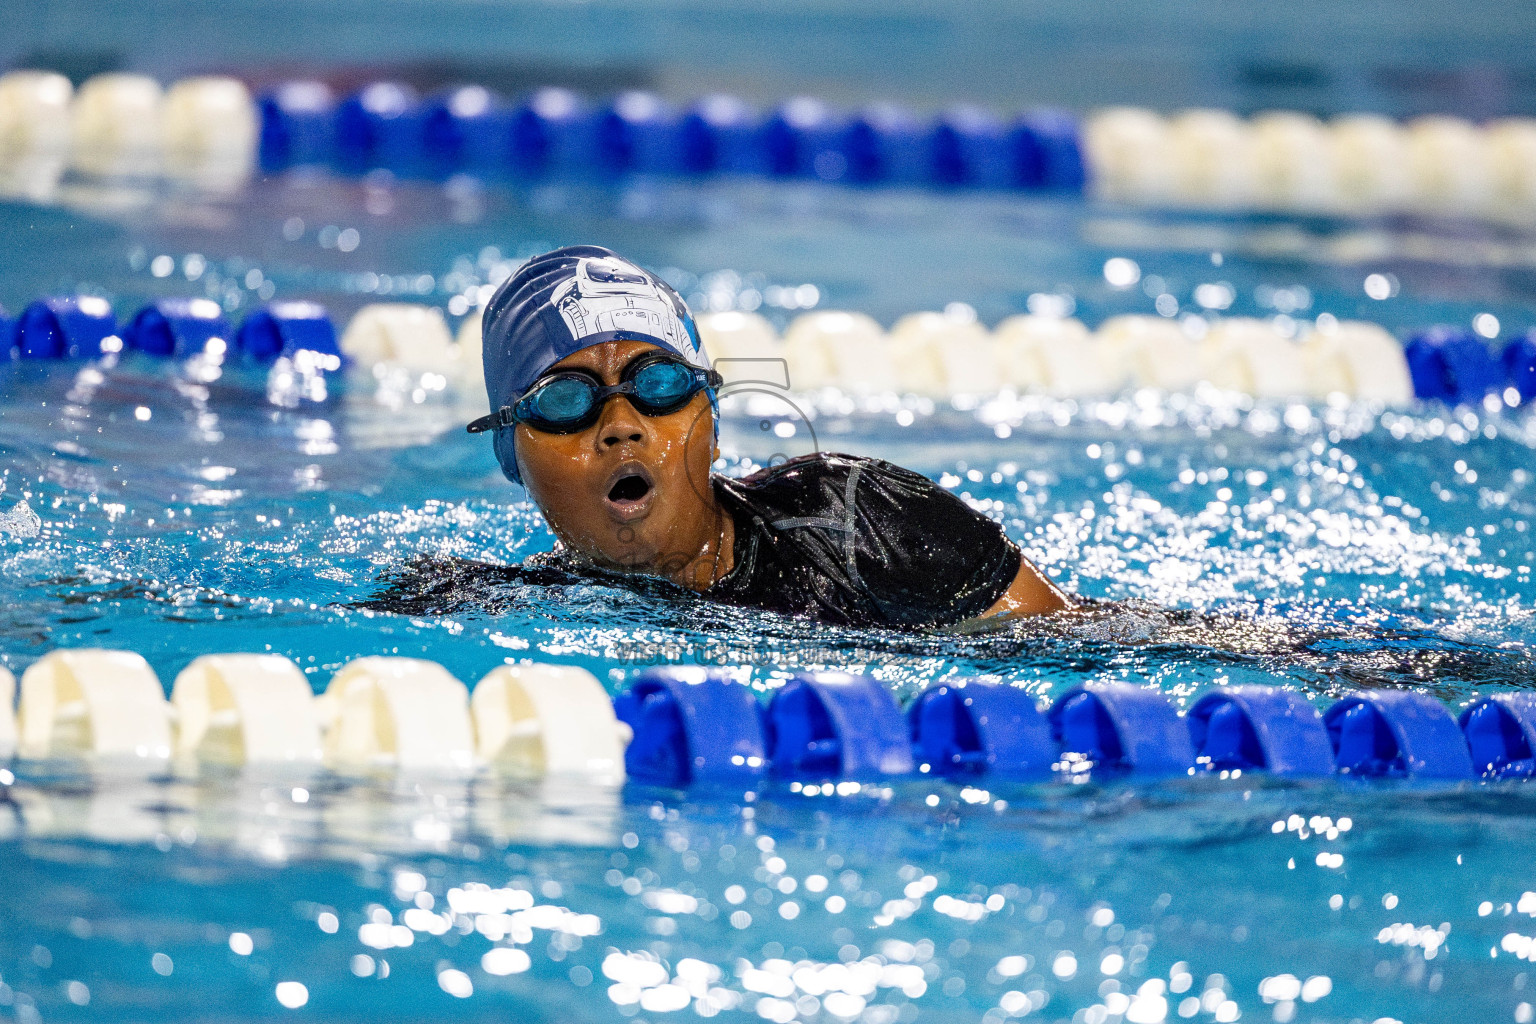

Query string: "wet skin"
[514, 340, 734, 592]
[514, 340, 1071, 622]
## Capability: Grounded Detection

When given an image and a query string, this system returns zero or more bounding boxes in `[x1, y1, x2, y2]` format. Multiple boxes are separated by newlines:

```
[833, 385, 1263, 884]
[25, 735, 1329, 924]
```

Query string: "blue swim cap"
[480, 245, 710, 484]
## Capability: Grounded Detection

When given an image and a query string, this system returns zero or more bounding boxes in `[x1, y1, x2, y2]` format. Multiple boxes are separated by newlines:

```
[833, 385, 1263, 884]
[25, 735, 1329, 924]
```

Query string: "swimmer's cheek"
[952, 552, 1073, 633]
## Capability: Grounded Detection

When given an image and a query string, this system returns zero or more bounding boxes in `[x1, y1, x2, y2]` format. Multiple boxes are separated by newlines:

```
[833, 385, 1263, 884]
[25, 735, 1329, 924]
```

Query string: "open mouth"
[608, 474, 652, 503]
[604, 463, 656, 518]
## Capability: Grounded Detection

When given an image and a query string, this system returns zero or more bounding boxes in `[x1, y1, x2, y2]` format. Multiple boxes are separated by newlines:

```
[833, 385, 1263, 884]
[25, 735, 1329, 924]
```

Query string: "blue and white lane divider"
[8, 69, 1536, 223]
[253, 82, 1536, 222]
[0, 654, 1530, 784]
[8, 296, 1535, 409]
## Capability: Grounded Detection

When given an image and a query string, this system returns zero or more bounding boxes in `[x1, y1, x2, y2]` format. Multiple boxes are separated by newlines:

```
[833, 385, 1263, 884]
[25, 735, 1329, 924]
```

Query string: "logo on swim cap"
[550, 256, 704, 365]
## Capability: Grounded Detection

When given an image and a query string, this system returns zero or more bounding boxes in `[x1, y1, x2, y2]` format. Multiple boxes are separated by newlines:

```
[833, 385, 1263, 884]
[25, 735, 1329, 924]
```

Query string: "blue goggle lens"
[631, 359, 696, 409]
[527, 376, 597, 423]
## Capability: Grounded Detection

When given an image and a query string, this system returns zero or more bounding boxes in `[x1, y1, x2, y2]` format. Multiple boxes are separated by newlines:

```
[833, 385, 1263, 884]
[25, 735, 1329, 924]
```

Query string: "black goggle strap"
[465, 406, 516, 434]
[465, 363, 723, 434]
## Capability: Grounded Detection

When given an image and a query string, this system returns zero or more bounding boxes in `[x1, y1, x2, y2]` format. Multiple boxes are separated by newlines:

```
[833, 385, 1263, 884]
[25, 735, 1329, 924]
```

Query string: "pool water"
[1, 170, 1535, 1023]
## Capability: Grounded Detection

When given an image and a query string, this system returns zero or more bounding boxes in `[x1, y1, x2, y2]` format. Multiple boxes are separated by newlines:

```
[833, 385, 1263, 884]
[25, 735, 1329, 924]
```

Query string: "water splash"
[0, 499, 41, 539]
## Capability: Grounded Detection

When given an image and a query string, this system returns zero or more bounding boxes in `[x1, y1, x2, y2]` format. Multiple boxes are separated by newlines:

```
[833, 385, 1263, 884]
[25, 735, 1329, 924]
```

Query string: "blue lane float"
[252, 79, 1086, 194]
[1459, 693, 1536, 778]
[508, 88, 602, 176]
[257, 80, 336, 171]
[1048, 681, 1195, 774]
[931, 105, 1014, 189]
[679, 95, 761, 175]
[597, 92, 688, 175]
[123, 298, 231, 357]
[14, 296, 118, 359]
[614, 668, 768, 787]
[1188, 686, 1335, 776]
[1323, 691, 1474, 779]
[1405, 327, 1503, 405]
[421, 85, 511, 176]
[766, 672, 914, 779]
[1013, 109, 1089, 191]
[235, 301, 340, 363]
[840, 104, 930, 185]
[334, 82, 422, 175]
[759, 97, 844, 179]
[908, 681, 1054, 778]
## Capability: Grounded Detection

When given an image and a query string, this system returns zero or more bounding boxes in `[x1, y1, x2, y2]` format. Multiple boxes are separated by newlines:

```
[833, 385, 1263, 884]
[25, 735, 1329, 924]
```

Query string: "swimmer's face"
[514, 340, 718, 576]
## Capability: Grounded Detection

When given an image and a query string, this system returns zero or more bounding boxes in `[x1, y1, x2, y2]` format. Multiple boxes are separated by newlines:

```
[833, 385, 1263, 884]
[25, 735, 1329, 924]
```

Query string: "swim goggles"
[466, 353, 723, 435]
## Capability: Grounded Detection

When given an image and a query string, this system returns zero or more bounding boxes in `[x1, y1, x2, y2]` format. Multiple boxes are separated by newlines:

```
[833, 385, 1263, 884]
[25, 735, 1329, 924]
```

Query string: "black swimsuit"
[705, 453, 1021, 628]
[362, 453, 1022, 629]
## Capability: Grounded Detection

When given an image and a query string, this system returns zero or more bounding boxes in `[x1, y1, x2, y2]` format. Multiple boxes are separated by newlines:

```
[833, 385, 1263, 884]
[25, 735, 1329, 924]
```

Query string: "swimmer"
[457, 245, 1070, 630]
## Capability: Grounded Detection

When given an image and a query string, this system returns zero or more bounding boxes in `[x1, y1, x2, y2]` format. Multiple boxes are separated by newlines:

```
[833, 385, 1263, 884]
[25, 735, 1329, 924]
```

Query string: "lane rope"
[5, 295, 1532, 406]
[0, 654, 1524, 782]
[5, 70, 1536, 222]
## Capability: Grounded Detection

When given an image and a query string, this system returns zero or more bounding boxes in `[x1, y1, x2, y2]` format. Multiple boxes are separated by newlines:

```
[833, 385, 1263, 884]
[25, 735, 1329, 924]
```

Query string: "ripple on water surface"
[0, 360, 1531, 696]
[0, 352, 1534, 1022]
[4, 766, 1536, 1022]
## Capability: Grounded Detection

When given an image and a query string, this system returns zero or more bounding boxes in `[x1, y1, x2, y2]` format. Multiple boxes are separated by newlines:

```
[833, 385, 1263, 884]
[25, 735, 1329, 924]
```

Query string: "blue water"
[1, 170, 1535, 1023]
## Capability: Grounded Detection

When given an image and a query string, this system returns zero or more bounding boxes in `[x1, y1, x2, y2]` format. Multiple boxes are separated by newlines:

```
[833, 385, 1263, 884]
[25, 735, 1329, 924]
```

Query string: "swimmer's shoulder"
[733, 451, 901, 484]
[722, 452, 983, 523]
[719, 452, 925, 506]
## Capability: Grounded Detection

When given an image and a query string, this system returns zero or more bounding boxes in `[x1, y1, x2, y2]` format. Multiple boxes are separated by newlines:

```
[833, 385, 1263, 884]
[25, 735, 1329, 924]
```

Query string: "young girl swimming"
[457, 244, 1069, 630]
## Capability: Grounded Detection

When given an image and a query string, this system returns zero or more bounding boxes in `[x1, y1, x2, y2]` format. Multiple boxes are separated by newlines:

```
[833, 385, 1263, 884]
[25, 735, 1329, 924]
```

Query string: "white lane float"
[1487, 118, 1536, 220]
[888, 310, 996, 397]
[1330, 114, 1413, 213]
[784, 310, 894, 392]
[697, 310, 791, 389]
[1406, 115, 1494, 217]
[1200, 318, 1308, 399]
[322, 657, 475, 772]
[1095, 315, 1204, 391]
[471, 664, 629, 780]
[341, 303, 459, 371]
[161, 76, 257, 189]
[697, 310, 779, 360]
[1300, 320, 1415, 403]
[993, 315, 1111, 396]
[171, 654, 321, 765]
[1167, 108, 1256, 208]
[1082, 106, 1174, 204]
[454, 312, 485, 385]
[71, 73, 165, 177]
[1249, 111, 1337, 212]
[0, 70, 73, 199]
[0, 70, 73, 160]
[17, 649, 172, 759]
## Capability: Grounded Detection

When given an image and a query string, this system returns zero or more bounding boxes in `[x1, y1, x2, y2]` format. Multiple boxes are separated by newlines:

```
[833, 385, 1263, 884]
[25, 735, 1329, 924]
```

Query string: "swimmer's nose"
[597, 395, 646, 447]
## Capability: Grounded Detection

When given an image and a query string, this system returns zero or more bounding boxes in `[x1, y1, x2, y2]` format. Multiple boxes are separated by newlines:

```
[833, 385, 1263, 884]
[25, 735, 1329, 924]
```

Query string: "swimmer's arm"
[954, 550, 1071, 631]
